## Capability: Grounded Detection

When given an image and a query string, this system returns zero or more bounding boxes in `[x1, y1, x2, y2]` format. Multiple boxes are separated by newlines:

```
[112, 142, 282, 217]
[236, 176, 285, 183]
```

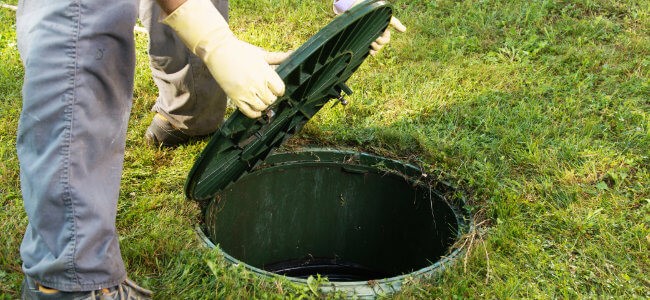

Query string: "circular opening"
[201, 150, 467, 295]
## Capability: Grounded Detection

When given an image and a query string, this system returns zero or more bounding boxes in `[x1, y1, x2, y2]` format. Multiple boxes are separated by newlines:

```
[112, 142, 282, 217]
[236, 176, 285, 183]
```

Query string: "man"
[141, 0, 233, 147]
[16, 0, 404, 298]
[142, 0, 293, 147]
[144, 0, 406, 148]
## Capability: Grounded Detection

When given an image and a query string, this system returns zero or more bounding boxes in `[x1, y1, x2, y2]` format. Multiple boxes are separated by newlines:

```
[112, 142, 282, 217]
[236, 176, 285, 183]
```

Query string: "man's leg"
[16, 0, 137, 291]
[139, 0, 229, 146]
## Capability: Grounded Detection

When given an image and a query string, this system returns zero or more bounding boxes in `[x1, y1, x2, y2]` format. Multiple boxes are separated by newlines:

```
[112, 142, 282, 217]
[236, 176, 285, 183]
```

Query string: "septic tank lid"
[185, 0, 394, 201]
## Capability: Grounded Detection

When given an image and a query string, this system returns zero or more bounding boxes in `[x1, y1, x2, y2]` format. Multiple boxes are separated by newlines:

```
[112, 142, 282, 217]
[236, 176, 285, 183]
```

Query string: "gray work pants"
[16, 0, 227, 292]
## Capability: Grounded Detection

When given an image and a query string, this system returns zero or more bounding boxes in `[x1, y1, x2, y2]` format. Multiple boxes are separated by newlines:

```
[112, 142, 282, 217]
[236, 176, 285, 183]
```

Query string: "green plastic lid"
[185, 0, 394, 202]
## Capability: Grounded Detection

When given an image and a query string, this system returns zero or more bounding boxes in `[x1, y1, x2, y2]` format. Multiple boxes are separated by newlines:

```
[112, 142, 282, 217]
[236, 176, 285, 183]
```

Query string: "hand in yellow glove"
[333, 0, 407, 55]
[162, 0, 290, 118]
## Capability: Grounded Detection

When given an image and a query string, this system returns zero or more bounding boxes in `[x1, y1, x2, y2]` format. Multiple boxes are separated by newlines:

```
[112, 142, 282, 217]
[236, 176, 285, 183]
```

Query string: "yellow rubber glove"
[333, 0, 407, 55]
[163, 0, 290, 118]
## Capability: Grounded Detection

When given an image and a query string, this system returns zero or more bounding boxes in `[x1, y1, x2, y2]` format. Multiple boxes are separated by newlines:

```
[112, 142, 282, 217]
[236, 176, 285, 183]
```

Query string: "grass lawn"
[1, 0, 648, 298]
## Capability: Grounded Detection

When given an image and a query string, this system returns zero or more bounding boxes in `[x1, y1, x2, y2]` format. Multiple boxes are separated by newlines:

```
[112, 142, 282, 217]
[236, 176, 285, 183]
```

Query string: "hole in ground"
[202, 149, 465, 284]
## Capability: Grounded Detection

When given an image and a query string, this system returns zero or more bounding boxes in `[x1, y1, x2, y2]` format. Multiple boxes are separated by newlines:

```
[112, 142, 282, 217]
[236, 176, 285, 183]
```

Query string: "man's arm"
[154, 0, 289, 118]
[155, 0, 186, 16]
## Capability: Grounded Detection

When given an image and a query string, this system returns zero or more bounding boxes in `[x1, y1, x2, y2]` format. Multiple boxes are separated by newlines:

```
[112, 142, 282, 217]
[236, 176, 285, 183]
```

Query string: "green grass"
[1, 0, 649, 298]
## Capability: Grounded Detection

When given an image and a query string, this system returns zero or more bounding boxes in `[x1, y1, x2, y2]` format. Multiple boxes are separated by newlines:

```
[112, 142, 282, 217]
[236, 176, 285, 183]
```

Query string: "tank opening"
[203, 151, 463, 282]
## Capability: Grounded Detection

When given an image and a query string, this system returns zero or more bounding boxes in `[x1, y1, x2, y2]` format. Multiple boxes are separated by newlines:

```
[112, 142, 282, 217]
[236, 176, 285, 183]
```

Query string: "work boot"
[21, 276, 153, 300]
[144, 113, 191, 148]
